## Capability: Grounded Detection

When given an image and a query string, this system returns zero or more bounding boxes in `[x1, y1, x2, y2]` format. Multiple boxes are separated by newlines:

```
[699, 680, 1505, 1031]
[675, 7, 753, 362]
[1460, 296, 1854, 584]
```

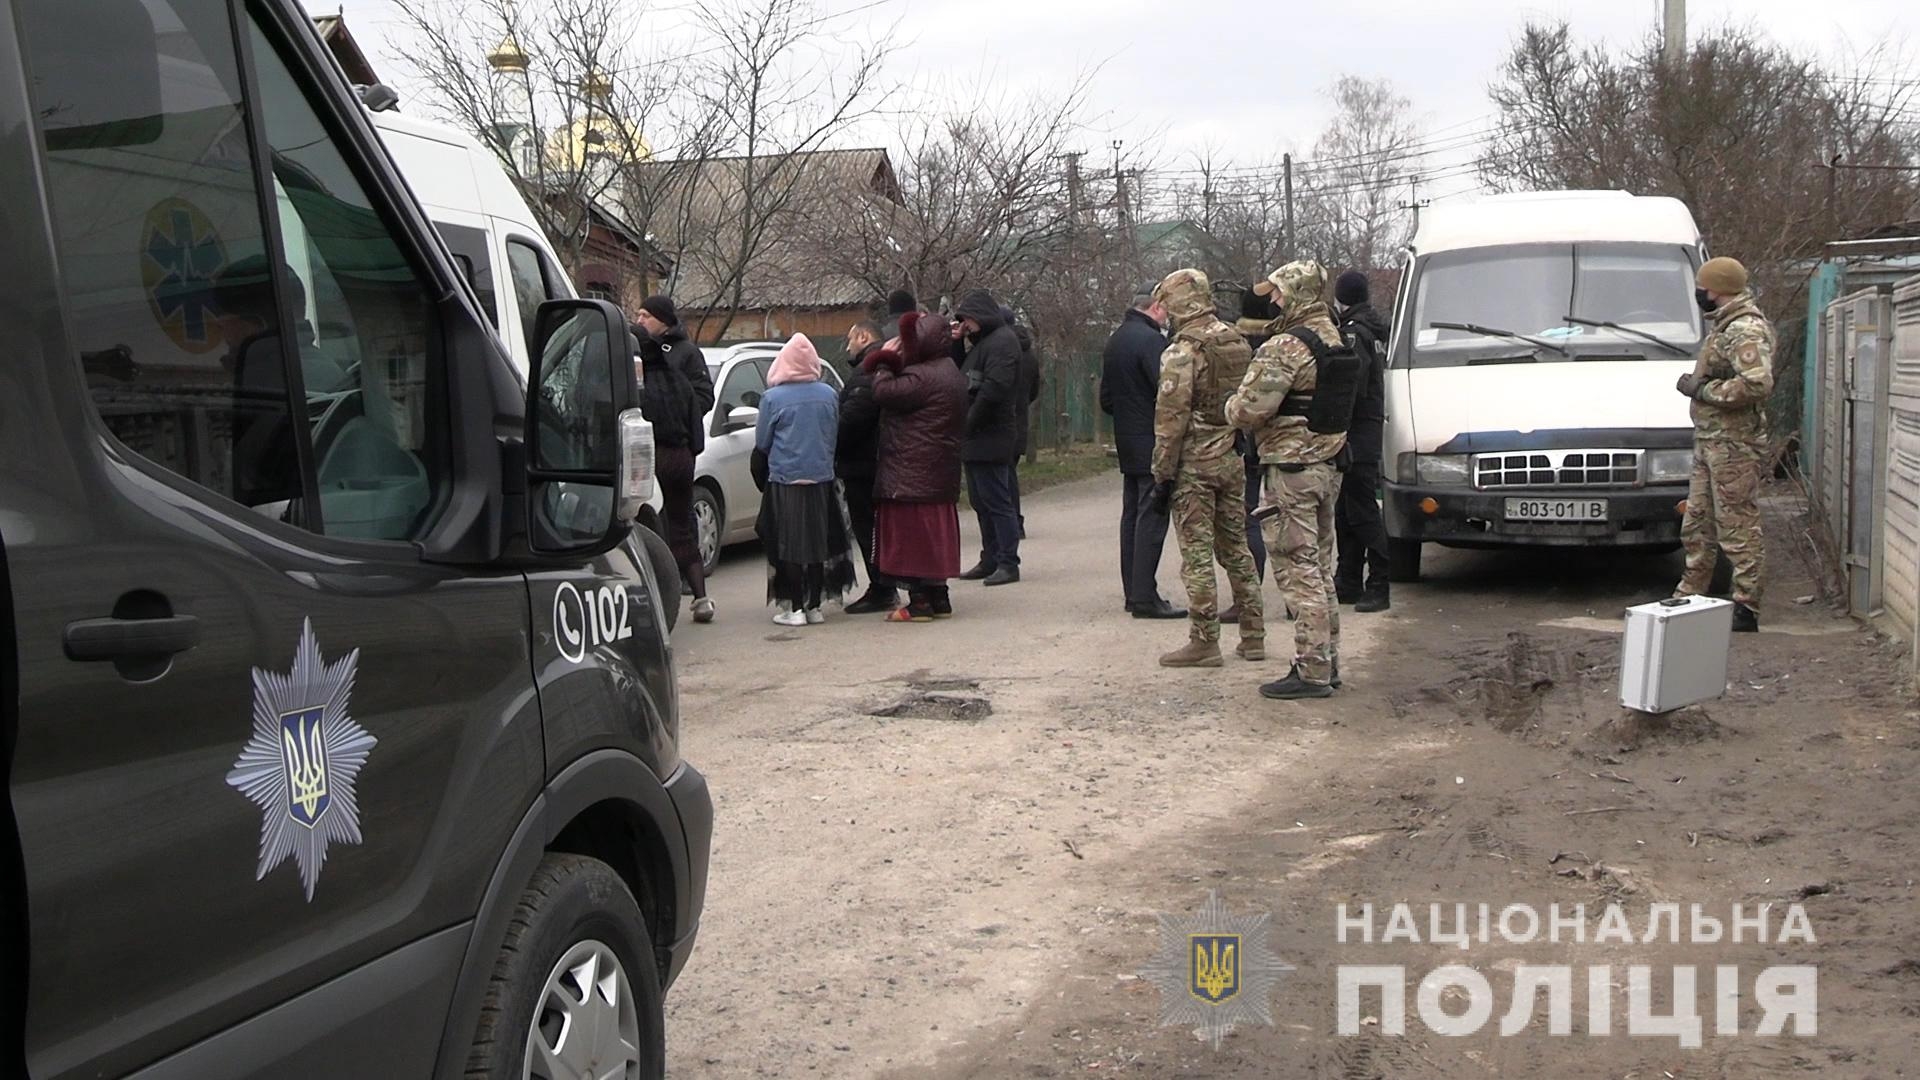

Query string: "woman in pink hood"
[752, 334, 856, 625]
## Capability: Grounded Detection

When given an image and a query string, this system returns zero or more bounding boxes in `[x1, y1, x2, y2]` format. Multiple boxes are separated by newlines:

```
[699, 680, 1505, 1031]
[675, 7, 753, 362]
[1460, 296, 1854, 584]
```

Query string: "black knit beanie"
[1333, 271, 1369, 307]
[639, 295, 679, 326]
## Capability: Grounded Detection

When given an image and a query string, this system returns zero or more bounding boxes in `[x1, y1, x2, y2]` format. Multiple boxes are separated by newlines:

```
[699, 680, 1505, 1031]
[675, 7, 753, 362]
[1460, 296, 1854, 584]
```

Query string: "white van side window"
[506, 238, 563, 356]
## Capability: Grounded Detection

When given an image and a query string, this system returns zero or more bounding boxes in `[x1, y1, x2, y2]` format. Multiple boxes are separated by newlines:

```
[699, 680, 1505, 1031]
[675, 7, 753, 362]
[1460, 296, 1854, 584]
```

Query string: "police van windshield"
[1406, 243, 1702, 367]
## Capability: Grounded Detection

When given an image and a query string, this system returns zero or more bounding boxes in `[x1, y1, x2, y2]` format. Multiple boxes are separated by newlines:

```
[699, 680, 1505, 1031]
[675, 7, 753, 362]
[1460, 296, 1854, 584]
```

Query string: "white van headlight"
[1415, 454, 1470, 486]
[1646, 449, 1694, 483]
[618, 409, 656, 518]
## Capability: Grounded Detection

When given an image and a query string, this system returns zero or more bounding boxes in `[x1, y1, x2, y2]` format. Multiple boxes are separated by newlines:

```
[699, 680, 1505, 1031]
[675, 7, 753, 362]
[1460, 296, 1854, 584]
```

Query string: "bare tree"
[389, 0, 709, 297]
[1296, 76, 1420, 270]
[1479, 20, 1920, 442]
[806, 76, 1095, 308]
[650, 0, 895, 337]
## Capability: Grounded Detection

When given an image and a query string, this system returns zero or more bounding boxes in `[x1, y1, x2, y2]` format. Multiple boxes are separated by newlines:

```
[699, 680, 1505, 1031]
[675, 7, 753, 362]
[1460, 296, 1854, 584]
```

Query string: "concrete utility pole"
[1663, 0, 1686, 67]
[1282, 153, 1295, 258]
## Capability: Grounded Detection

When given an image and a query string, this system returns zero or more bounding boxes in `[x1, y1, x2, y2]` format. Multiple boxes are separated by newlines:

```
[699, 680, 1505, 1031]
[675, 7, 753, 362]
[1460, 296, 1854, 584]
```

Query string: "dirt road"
[663, 473, 1919, 1079]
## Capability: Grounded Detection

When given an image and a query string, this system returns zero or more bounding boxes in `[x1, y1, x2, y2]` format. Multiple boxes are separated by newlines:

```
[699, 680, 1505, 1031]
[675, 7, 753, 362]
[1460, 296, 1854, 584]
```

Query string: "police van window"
[22, 0, 304, 509]
[249, 19, 445, 541]
[507, 238, 560, 357]
[438, 222, 499, 328]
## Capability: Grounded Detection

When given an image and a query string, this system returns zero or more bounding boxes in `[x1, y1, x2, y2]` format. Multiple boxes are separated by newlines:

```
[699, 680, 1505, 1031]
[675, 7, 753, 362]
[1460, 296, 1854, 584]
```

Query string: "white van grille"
[1473, 450, 1643, 489]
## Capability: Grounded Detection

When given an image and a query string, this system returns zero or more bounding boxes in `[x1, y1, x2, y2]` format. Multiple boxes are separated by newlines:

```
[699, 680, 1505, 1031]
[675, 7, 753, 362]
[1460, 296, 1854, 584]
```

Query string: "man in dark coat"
[1332, 270, 1391, 612]
[1100, 288, 1183, 618]
[634, 294, 715, 455]
[952, 288, 1025, 586]
[839, 319, 895, 613]
[1002, 305, 1041, 541]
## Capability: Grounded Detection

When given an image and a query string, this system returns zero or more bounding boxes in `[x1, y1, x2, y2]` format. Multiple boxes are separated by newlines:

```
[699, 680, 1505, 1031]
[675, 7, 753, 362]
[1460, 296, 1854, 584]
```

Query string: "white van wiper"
[1563, 316, 1689, 357]
[1429, 321, 1570, 357]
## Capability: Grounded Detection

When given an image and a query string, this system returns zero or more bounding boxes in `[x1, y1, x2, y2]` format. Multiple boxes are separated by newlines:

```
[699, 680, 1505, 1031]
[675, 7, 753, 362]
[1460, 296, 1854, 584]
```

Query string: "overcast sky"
[333, 0, 1918, 200]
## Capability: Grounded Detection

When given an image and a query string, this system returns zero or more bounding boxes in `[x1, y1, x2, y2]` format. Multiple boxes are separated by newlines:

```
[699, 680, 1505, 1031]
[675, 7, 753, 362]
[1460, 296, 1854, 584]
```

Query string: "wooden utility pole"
[1663, 0, 1685, 67]
[1282, 153, 1295, 258]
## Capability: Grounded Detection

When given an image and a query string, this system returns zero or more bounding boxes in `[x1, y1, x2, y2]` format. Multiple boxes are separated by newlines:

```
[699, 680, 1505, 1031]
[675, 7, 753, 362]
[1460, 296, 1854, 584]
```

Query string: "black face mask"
[1695, 288, 1717, 315]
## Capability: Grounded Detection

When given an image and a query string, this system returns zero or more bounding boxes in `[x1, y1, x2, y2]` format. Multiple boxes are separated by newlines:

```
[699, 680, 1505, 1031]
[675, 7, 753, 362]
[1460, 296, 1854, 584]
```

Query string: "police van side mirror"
[525, 299, 649, 557]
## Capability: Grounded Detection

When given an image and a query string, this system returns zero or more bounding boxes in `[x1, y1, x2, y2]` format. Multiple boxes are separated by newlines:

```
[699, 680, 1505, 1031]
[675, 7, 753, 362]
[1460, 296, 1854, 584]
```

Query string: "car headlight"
[1415, 454, 1471, 486]
[1645, 449, 1694, 483]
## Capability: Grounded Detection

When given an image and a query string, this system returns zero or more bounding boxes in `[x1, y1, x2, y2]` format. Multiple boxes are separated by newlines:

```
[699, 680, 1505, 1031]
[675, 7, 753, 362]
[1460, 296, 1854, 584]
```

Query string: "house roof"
[313, 14, 380, 87]
[634, 149, 899, 310]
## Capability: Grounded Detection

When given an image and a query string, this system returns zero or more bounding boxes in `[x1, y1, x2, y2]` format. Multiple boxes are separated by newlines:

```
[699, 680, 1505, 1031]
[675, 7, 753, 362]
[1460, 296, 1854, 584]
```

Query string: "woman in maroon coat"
[866, 310, 970, 622]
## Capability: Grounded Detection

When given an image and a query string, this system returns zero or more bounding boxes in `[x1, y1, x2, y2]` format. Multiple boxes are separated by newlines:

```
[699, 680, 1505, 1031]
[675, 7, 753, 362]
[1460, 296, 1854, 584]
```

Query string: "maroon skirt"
[874, 500, 961, 581]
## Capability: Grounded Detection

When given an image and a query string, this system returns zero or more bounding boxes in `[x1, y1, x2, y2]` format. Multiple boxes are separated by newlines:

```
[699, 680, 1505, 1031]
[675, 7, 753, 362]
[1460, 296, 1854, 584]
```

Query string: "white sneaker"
[804, 608, 825, 625]
[692, 598, 715, 624]
[772, 609, 807, 627]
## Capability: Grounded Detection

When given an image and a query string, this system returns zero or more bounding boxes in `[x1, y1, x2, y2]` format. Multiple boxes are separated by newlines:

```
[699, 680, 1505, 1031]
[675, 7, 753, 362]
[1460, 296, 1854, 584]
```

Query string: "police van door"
[7, 0, 536, 1076]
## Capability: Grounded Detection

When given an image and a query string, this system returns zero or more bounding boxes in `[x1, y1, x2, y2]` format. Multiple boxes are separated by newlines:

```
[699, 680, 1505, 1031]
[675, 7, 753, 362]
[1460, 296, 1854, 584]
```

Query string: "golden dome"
[485, 33, 527, 72]
[544, 114, 651, 170]
[580, 65, 612, 101]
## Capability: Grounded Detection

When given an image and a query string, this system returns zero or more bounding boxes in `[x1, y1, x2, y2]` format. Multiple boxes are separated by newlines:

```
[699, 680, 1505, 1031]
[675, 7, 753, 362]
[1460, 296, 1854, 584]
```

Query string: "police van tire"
[1387, 538, 1422, 583]
[637, 525, 681, 632]
[466, 854, 665, 1080]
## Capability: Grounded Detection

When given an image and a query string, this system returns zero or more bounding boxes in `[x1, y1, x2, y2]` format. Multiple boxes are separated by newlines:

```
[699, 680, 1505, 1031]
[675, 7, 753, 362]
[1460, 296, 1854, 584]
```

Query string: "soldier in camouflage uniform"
[1674, 256, 1774, 632]
[1149, 268, 1265, 667]
[1226, 261, 1347, 699]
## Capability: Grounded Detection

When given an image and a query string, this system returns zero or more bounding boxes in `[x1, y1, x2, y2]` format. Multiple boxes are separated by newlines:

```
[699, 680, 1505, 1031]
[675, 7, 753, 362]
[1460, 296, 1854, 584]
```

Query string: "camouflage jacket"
[1691, 293, 1774, 446]
[1226, 301, 1348, 466]
[1151, 316, 1254, 482]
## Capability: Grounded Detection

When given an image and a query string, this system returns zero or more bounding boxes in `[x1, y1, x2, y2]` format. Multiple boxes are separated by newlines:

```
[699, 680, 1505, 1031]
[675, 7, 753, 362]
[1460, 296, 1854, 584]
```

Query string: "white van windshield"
[1406, 243, 1702, 367]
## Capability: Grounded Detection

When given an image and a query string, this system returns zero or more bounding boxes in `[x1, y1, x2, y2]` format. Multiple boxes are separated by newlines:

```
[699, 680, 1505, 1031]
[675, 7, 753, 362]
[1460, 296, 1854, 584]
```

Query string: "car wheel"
[1387, 538, 1422, 583]
[636, 525, 680, 632]
[692, 485, 722, 577]
[465, 854, 664, 1080]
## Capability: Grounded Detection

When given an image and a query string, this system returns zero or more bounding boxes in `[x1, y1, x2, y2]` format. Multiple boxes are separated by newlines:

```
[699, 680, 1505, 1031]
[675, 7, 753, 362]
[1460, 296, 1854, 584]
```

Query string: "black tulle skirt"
[755, 481, 858, 607]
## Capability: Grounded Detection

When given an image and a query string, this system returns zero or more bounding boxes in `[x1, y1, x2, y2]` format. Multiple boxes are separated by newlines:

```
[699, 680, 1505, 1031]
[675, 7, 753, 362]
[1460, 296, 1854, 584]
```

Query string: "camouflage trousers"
[1172, 453, 1264, 644]
[1676, 439, 1766, 610]
[1261, 462, 1341, 684]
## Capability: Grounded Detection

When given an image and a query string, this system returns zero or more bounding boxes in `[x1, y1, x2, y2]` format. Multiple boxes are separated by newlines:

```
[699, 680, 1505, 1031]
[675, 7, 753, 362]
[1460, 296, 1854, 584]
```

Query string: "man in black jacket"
[634, 294, 716, 455]
[839, 319, 896, 613]
[1003, 305, 1041, 541]
[1100, 289, 1183, 618]
[953, 288, 1025, 586]
[1332, 270, 1391, 612]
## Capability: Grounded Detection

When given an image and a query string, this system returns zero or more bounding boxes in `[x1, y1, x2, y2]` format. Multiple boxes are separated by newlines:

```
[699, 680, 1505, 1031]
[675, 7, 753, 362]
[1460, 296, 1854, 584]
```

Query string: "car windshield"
[1406, 243, 1702, 367]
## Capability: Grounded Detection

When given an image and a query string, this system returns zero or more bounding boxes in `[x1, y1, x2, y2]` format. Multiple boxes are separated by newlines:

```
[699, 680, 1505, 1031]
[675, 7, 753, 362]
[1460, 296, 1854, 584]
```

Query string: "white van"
[369, 110, 682, 616]
[1381, 191, 1708, 581]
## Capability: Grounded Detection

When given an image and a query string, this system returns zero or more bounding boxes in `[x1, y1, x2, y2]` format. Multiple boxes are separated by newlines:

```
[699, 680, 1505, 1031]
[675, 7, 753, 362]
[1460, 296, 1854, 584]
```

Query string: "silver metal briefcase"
[1619, 596, 1734, 713]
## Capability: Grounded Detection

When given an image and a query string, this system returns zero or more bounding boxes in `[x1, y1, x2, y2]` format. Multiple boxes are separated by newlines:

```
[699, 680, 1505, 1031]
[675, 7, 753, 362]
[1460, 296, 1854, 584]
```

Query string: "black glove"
[1149, 479, 1174, 515]
[750, 447, 769, 492]
[1675, 373, 1704, 398]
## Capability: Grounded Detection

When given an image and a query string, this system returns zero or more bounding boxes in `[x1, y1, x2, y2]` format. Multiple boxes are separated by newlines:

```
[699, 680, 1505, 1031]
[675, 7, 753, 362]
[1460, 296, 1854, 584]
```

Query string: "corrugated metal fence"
[1811, 273, 1920, 673]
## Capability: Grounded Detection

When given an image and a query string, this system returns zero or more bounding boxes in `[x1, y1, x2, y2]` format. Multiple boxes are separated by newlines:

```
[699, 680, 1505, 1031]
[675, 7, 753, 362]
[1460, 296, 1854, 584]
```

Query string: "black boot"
[1260, 672, 1334, 700]
[959, 560, 996, 581]
[931, 586, 954, 619]
[845, 587, 900, 615]
[1355, 581, 1390, 613]
[1732, 602, 1759, 633]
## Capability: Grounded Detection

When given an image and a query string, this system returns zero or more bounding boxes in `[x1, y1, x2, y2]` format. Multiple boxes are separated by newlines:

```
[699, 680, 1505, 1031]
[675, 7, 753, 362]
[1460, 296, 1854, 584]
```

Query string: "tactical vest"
[1176, 319, 1254, 427]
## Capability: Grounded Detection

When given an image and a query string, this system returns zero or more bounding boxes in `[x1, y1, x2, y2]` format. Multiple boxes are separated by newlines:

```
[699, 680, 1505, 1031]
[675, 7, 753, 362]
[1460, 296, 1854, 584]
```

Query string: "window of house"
[583, 281, 616, 302]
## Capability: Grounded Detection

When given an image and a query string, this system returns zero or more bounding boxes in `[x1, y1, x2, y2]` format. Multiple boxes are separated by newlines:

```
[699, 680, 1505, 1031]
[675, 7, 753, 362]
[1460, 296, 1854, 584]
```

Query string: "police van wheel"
[636, 524, 681, 632]
[1387, 539, 1422, 583]
[467, 854, 665, 1080]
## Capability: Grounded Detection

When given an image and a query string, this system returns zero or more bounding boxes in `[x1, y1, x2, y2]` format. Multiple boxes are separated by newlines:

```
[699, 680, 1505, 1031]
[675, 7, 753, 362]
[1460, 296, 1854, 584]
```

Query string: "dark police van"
[0, 0, 710, 1075]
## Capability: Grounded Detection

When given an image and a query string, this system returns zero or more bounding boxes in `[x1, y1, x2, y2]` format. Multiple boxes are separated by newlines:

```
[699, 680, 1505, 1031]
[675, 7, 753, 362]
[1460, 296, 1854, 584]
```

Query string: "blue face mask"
[1695, 288, 1717, 315]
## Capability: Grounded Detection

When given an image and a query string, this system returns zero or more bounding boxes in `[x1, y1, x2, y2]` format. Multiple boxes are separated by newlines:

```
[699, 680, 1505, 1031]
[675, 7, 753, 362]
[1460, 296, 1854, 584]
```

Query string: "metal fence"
[1809, 272, 1920, 675]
